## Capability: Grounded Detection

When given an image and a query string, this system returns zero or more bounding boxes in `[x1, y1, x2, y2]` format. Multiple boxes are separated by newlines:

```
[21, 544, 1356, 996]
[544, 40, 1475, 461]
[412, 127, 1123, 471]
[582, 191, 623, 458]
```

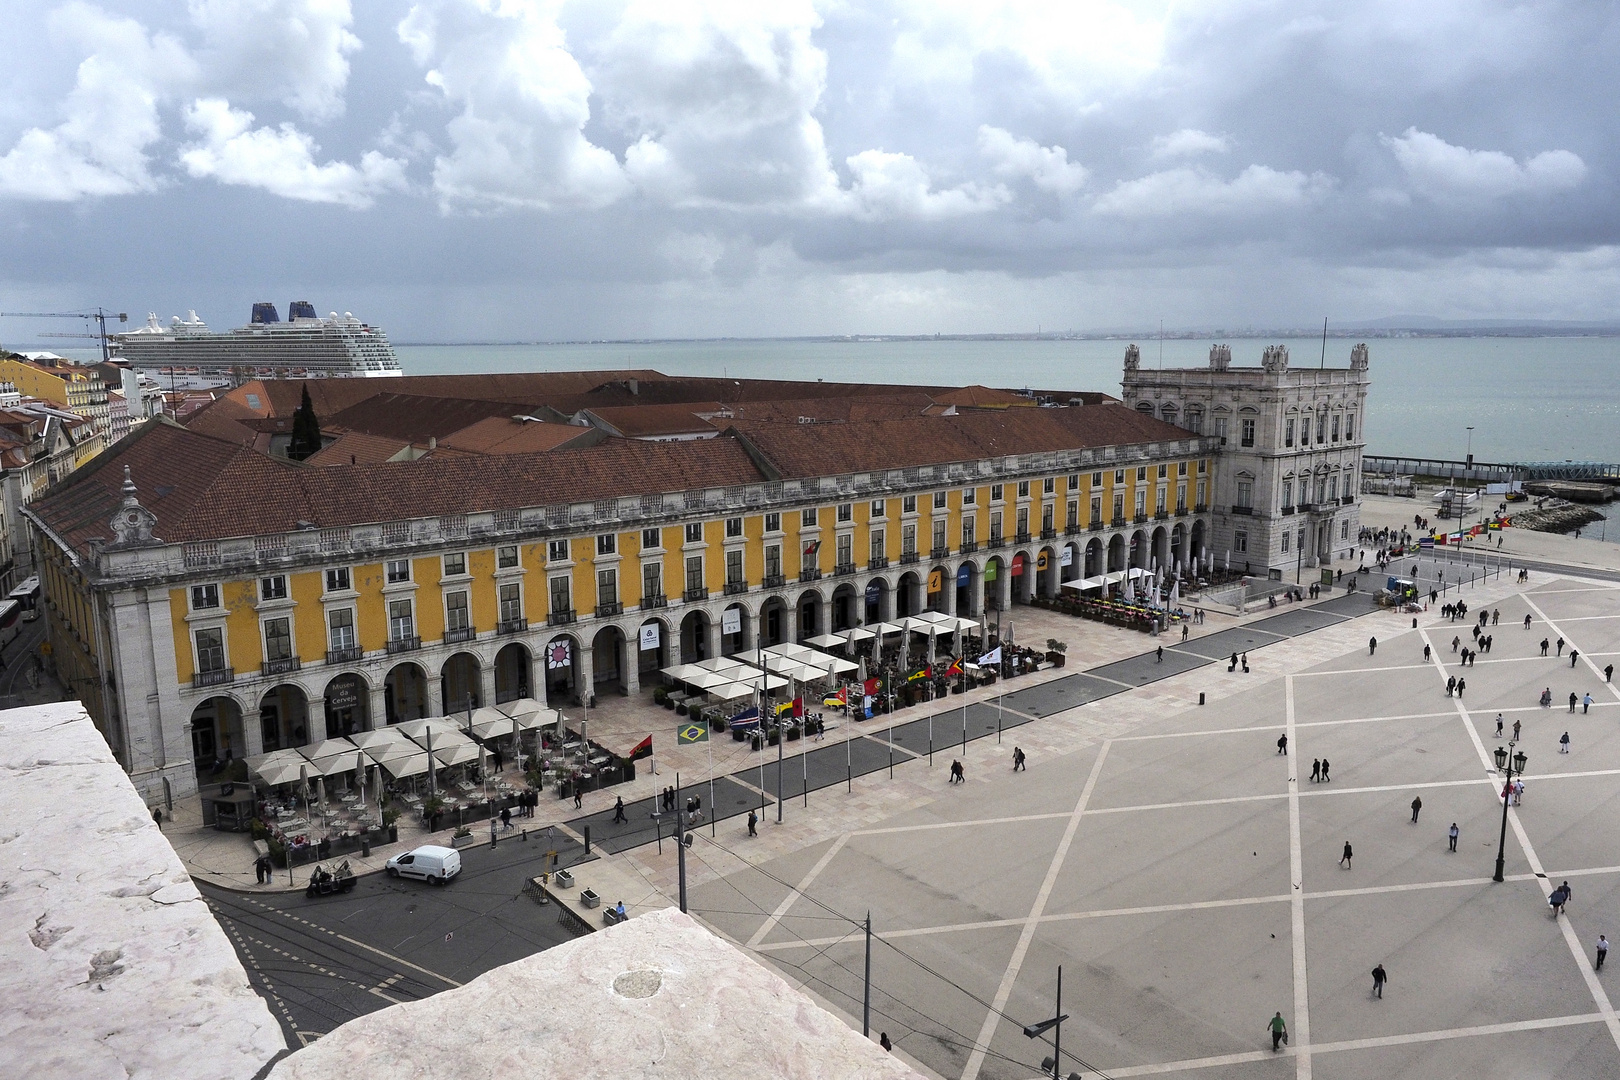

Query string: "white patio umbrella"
[1123, 573, 1136, 601]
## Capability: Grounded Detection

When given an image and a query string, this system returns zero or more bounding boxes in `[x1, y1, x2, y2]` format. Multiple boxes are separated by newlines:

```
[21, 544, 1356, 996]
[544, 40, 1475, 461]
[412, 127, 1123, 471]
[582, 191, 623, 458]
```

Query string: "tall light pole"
[1023, 965, 1080, 1080]
[1493, 741, 1527, 883]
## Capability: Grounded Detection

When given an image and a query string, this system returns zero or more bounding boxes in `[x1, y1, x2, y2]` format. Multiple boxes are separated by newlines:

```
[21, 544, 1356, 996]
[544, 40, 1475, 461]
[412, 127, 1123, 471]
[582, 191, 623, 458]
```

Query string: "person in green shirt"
[1269, 1012, 1288, 1050]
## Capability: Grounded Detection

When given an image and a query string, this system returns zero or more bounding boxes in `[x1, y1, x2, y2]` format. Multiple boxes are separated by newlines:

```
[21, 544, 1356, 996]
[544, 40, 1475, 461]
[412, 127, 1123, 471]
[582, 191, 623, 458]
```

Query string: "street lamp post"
[1493, 741, 1528, 883]
[1022, 966, 1081, 1080]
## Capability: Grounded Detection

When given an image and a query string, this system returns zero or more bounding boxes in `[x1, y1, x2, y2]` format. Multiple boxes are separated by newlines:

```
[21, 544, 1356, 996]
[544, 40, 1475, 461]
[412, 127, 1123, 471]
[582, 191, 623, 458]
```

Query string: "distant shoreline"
[394, 328, 1620, 347]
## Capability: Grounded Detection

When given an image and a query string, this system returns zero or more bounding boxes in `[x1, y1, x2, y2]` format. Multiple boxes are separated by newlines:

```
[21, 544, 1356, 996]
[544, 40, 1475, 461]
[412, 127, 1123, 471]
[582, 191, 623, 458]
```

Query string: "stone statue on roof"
[107, 465, 160, 548]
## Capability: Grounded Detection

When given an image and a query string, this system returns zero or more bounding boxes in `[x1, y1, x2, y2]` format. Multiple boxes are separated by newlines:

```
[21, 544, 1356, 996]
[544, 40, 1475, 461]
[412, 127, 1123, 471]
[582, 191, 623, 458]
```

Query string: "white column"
[623, 631, 640, 695]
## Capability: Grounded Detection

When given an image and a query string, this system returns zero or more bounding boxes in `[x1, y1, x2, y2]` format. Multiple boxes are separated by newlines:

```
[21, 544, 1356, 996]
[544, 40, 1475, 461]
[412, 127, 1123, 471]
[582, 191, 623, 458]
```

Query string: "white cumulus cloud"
[1150, 129, 1232, 160]
[598, 0, 842, 211]
[178, 98, 407, 208]
[977, 126, 1088, 195]
[399, 0, 630, 212]
[1092, 164, 1330, 217]
[845, 149, 1009, 220]
[1382, 127, 1586, 201]
[0, 2, 196, 201]
[189, 0, 362, 122]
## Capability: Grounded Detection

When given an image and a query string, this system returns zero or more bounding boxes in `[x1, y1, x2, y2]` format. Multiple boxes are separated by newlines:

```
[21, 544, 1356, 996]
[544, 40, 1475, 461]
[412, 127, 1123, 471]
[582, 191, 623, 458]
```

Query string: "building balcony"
[867, 556, 888, 571]
[798, 568, 822, 583]
[386, 636, 421, 654]
[987, 535, 1006, 549]
[1341, 495, 1357, 505]
[832, 562, 857, 577]
[724, 580, 750, 595]
[261, 657, 301, 677]
[1280, 505, 1295, 516]
[640, 594, 668, 610]
[1298, 502, 1320, 514]
[444, 627, 476, 644]
[1231, 506, 1253, 516]
[1110, 516, 1126, 527]
[1194, 503, 1208, 514]
[683, 587, 710, 602]
[500, 616, 531, 634]
[1040, 527, 1057, 540]
[1064, 524, 1081, 536]
[547, 610, 576, 627]
[1088, 520, 1104, 532]
[1015, 531, 1032, 544]
[1175, 507, 1189, 517]
[958, 541, 977, 555]
[1154, 511, 1170, 521]
[1132, 514, 1148, 525]
[930, 545, 949, 559]
[325, 646, 362, 665]
[194, 667, 234, 688]
[762, 574, 786, 589]
[899, 551, 920, 565]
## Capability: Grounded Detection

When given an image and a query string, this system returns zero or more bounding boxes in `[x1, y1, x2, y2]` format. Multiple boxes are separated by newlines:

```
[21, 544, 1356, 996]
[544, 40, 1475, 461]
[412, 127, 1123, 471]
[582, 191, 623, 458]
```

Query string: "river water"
[396, 335, 1620, 466]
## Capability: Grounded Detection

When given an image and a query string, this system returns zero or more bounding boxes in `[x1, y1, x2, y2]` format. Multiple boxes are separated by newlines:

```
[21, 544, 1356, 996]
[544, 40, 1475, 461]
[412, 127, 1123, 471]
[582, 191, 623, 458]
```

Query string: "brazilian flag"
[677, 723, 709, 745]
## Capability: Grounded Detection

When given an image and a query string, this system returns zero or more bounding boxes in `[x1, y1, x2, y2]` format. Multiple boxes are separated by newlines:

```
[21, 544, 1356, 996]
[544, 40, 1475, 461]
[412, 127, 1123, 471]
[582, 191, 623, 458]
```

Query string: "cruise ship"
[109, 301, 403, 379]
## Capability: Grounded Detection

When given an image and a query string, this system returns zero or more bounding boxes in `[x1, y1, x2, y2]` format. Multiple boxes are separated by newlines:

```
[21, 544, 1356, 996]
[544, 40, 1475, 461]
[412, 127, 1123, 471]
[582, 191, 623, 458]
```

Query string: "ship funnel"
[251, 302, 281, 324]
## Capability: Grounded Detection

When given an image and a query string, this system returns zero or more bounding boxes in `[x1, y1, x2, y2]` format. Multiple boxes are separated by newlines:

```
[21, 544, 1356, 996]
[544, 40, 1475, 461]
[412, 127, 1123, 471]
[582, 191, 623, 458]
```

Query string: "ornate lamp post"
[1493, 742, 1528, 883]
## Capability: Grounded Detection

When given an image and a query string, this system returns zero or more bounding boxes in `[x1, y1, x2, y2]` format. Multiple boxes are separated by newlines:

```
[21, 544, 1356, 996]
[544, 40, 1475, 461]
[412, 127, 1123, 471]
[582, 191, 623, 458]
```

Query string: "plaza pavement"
[675, 563, 1620, 1080]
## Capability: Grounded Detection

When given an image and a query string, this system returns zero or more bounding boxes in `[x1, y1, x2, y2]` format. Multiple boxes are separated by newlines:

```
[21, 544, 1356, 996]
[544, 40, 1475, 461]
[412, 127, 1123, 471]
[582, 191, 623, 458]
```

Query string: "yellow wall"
[159, 457, 1207, 687]
[0, 358, 69, 406]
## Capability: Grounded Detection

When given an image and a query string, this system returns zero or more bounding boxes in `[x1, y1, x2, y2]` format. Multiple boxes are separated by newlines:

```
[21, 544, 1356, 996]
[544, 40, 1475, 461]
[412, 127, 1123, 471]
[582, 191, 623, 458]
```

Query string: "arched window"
[1184, 405, 1204, 434]
[1136, 401, 1155, 414]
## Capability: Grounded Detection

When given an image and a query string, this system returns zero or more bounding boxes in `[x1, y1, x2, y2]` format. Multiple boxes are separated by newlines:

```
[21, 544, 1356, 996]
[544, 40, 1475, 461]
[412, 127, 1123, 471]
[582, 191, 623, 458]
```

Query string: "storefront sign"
[722, 607, 742, 635]
[325, 678, 360, 711]
[639, 623, 660, 650]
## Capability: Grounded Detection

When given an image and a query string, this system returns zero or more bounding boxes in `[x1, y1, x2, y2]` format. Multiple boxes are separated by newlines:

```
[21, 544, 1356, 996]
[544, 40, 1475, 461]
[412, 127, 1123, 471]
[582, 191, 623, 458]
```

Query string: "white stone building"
[1121, 342, 1370, 578]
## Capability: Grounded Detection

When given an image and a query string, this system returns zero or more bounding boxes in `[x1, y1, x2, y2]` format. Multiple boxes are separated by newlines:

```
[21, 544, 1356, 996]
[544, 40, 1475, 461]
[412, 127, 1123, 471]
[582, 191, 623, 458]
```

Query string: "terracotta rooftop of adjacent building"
[432, 415, 602, 456]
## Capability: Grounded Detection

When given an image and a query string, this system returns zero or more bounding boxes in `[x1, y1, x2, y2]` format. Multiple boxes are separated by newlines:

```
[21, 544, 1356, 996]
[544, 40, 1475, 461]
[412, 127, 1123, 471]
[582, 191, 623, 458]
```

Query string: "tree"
[288, 384, 322, 461]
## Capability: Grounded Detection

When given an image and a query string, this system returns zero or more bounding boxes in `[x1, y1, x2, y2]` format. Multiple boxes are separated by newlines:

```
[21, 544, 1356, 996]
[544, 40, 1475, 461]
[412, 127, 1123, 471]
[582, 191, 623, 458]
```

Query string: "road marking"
[1524, 595, 1620, 706]
[1096, 1011, 1613, 1076]
[959, 740, 1109, 1080]
[1285, 675, 1311, 1080]
[852, 811, 1071, 837]
[746, 833, 850, 948]
[238, 895, 461, 988]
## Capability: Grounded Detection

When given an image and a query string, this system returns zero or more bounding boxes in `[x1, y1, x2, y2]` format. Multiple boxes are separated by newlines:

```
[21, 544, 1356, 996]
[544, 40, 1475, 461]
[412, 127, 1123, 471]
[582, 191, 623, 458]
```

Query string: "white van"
[385, 845, 461, 884]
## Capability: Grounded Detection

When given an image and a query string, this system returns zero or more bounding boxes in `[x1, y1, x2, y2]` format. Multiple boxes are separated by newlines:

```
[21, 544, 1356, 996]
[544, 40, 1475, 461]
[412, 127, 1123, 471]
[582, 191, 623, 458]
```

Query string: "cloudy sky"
[1, 0, 1615, 342]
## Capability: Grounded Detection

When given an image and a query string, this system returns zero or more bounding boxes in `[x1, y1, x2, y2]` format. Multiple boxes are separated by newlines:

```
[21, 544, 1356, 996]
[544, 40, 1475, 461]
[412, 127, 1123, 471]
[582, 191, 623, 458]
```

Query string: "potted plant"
[554, 868, 574, 888]
[1046, 639, 1068, 668]
[675, 702, 688, 716]
[382, 807, 400, 843]
[653, 687, 668, 707]
[450, 825, 474, 849]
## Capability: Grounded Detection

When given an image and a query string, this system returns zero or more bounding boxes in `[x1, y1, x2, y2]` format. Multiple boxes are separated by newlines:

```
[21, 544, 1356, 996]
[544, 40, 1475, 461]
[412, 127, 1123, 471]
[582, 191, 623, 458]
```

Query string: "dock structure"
[1364, 455, 1620, 484]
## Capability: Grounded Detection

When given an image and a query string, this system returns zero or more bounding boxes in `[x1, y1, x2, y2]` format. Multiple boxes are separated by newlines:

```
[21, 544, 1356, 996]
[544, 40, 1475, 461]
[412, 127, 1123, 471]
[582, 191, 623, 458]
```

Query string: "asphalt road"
[202, 828, 590, 1047]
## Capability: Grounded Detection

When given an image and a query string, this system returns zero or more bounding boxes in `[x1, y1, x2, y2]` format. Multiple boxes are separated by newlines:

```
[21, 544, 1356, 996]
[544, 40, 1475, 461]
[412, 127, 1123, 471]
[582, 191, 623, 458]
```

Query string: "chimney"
[428, 436, 437, 450]
[628, 379, 638, 395]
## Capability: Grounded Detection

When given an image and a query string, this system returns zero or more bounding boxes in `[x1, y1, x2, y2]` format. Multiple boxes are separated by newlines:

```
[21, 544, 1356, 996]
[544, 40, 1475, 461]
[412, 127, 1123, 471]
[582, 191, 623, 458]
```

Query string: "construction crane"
[0, 308, 128, 363]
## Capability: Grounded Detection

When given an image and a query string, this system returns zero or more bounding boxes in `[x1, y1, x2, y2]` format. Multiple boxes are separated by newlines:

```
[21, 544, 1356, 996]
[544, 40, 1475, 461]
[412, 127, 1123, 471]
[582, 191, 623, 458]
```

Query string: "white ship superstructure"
[109, 302, 403, 378]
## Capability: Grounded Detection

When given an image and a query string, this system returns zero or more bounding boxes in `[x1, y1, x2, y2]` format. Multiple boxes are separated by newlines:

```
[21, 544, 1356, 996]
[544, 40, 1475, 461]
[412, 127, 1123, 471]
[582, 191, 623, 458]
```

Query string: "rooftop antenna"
[1320, 317, 1327, 370]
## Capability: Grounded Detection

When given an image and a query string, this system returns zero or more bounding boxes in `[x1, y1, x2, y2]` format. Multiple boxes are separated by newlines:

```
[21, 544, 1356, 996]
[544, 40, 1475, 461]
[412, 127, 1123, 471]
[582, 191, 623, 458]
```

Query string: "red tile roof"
[434, 416, 601, 455]
[725, 404, 1196, 479]
[31, 420, 767, 554]
[304, 431, 413, 466]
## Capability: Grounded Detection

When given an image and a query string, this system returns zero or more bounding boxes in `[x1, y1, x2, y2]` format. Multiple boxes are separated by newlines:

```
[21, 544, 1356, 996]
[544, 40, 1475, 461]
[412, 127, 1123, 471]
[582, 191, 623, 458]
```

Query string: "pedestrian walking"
[1570, 692, 1579, 713]
[1230, 651, 1239, 672]
[1269, 1012, 1288, 1051]
[500, 806, 513, 831]
[1371, 964, 1388, 998]
[612, 796, 627, 823]
[949, 759, 965, 784]
[1182, 624, 1190, 642]
[1012, 747, 1027, 771]
[1514, 779, 1524, 805]
[1585, 694, 1594, 714]
[747, 810, 758, 837]
[573, 784, 584, 810]
[1494, 714, 1504, 737]
[1598, 935, 1609, 971]
[1340, 841, 1353, 869]
[1156, 645, 1164, 663]
[1571, 650, 1580, 667]
[1277, 734, 1288, 755]
[1369, 637, 1377, 656]
[1525, 614, 1533, 629]
[1448, 823, 1459, 852]
[1456, 678, 1465, 698]
[152, 806, 163, 829]
[1556, 637, 1565, 656]
[1410, 796, 1422, 824]
[1551, 885, 1569, 916]
[1242, 652, 1250, 673]
[1310, 759, 1321, 783]
[1446, 675, 1456, 697]
[1423, 644, 1432, 662]
[1541, 638, 1550, 657]
[1493, 609, 1501, 625]
[1606, 664, 1614, 683]
[1560, 731, 1571, 754]
[1452, 636, 1461, 653]
[1321, 758, 1331, 782]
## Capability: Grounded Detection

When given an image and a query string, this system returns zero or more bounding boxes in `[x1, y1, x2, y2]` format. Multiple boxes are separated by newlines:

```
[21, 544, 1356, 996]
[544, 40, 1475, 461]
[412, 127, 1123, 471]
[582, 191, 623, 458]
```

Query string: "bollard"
[1412, 618, 1418, 628]
[361, 837, 370, 858]
[1198, 692, 1205, 706]
[584, 825, 592, 854]
[521, 829, 528, 842]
